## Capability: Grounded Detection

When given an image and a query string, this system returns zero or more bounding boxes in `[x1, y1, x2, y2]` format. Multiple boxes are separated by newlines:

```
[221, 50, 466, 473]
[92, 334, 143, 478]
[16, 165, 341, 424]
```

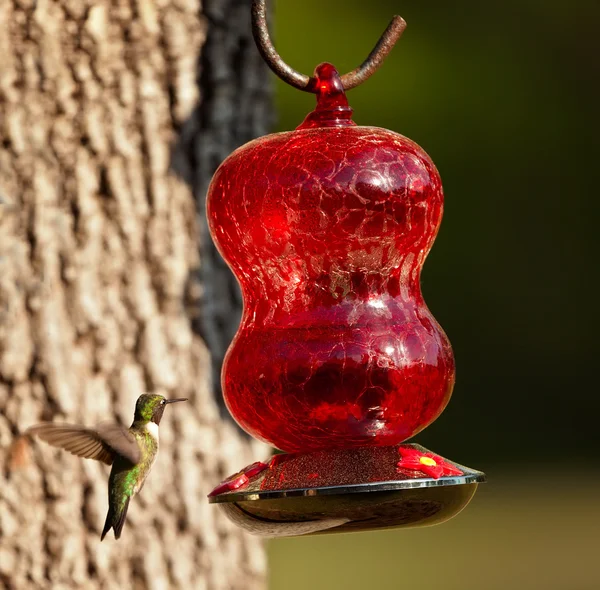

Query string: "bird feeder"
[206, 0, 485, 537]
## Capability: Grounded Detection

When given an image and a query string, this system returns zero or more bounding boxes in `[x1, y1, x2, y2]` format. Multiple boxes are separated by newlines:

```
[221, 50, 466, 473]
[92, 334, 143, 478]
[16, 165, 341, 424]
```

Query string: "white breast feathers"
[145, 421, 159, 441]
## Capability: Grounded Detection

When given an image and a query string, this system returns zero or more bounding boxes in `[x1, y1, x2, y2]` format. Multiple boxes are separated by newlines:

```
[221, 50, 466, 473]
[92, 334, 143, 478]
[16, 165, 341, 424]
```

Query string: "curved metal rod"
[251, 0, 406, 92]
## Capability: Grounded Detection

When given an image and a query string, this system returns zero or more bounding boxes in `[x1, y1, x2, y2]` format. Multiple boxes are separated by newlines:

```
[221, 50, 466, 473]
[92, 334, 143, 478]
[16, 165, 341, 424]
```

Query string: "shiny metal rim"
[209, 471, 486, 504]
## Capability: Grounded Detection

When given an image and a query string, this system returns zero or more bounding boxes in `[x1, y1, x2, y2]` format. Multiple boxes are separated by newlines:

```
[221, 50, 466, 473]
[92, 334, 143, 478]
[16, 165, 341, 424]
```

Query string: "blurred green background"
[267, 1, 599, 588]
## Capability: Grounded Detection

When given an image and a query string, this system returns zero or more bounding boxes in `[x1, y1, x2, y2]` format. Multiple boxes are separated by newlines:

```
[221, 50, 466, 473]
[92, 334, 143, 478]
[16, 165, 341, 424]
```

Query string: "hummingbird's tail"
[101, 497, 130, 541]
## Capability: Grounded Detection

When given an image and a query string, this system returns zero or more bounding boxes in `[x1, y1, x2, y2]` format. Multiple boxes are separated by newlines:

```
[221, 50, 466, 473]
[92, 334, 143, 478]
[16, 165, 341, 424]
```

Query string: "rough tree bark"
[0, 1, 271, 588]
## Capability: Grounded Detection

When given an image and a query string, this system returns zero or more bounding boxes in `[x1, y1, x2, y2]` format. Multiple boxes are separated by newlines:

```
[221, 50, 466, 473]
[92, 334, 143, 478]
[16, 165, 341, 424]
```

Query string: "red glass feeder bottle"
[207, 1, 484, 538]
[209, 63, 454, 453]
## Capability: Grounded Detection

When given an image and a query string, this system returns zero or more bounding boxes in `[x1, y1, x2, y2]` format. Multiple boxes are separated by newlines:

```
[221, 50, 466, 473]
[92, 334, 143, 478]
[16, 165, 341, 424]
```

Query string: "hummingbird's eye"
[160, 399, 166, 405]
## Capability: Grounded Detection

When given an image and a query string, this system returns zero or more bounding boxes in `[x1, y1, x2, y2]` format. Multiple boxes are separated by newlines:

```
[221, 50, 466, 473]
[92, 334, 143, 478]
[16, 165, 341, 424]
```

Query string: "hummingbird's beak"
[165, 398, 188, 404]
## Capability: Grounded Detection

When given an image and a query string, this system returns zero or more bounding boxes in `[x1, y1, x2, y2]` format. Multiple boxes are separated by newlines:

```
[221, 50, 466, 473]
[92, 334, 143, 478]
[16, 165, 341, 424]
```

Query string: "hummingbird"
[26, 394, 187, 540]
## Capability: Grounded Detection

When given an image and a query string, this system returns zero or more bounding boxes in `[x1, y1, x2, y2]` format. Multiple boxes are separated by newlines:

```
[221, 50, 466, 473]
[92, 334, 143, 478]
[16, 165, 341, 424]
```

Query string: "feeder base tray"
[208, 444, 485, 537]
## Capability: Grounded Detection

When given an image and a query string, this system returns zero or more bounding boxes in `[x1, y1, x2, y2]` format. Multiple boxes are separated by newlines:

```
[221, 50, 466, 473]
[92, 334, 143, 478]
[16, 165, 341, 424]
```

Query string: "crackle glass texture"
[207, 65, 454, 452]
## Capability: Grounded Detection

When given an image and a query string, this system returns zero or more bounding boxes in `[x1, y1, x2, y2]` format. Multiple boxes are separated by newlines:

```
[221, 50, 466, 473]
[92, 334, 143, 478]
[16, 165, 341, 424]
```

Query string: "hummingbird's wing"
[95, 423, 141, 464]
[26, 423, 141, 466]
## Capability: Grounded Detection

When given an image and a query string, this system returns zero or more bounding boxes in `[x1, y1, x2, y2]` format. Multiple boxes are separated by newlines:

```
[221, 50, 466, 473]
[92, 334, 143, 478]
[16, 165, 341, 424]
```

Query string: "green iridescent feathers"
[134, 393, 167, 423]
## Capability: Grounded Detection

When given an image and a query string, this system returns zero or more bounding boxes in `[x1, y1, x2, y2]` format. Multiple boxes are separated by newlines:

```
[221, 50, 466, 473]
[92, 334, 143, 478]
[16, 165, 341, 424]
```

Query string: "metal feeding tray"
[209, 444, 485, 538]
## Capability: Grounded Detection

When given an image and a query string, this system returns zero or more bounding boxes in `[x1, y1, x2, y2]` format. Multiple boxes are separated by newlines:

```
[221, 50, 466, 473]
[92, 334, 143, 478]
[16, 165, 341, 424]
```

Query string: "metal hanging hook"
[251, 0, 407, 93]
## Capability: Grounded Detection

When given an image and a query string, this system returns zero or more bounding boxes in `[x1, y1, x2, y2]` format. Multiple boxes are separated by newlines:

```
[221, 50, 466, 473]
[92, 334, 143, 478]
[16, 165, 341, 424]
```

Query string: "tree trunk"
[0, 1, 271, 588]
